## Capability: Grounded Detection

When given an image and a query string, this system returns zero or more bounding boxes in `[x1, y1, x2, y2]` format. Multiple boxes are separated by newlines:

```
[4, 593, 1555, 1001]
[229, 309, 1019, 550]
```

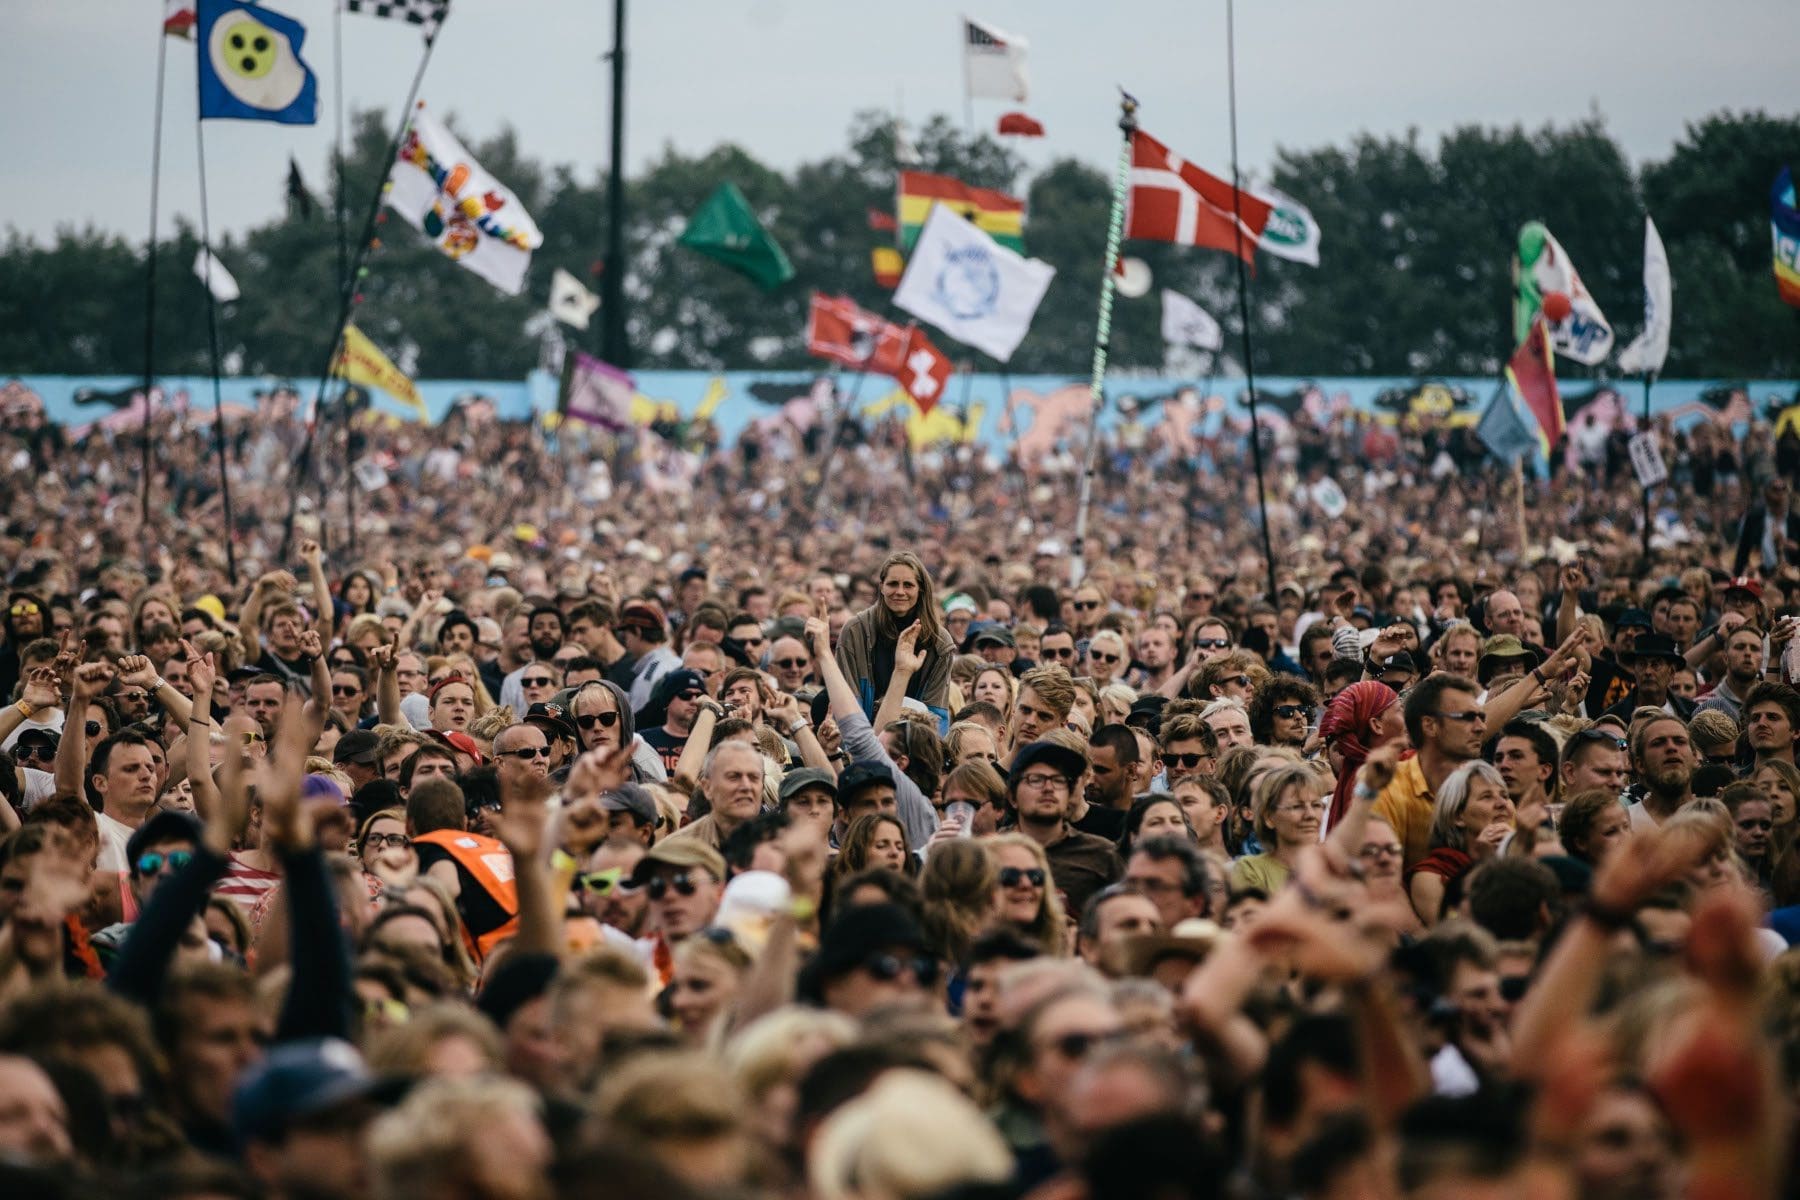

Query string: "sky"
[1, 0, 1792, 244]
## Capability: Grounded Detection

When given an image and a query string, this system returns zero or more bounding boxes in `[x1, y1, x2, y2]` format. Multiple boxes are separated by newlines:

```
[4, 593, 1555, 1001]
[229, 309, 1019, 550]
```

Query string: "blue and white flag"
[197, 0, 318, 125]
[1475, 380, 1538, 463]
[892, 203, 1054, 362]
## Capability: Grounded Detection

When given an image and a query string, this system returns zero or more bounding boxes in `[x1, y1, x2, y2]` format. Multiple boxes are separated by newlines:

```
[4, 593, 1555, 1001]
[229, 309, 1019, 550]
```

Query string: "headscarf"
[1319, 681, 1399, 828]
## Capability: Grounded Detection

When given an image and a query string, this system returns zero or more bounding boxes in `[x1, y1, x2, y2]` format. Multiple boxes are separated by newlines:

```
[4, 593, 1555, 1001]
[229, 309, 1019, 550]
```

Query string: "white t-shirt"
[1, 711, 64, 752]
[96, 811, 135, 874]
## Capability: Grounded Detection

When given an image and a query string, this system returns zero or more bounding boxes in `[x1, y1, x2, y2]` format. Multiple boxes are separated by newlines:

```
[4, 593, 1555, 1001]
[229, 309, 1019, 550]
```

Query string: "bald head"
[1485, 590, 1526, 637]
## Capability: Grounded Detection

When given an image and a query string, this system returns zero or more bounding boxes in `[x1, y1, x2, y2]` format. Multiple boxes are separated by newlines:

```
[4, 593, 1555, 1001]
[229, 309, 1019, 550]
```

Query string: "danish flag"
[1126, 130, 1272, 264]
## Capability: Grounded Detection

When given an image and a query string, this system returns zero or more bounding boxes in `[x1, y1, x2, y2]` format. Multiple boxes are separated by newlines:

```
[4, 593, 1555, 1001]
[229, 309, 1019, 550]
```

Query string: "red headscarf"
[1319, 681, 1400, 828]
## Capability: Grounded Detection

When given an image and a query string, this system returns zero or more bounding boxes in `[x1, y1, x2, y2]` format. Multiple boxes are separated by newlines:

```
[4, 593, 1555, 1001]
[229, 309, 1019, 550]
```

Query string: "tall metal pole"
[1641, 372, 1655, 562]
[140, 28, 169, 549]
[600, 0, 630, 366]
[1225, 0, 1279, 602]
[195, 121, 239, 586]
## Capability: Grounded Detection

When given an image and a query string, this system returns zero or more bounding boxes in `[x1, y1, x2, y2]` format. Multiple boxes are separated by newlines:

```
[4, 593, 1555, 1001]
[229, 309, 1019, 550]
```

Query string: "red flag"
[806, 294, 909, 375]
[1127, 129, 1272, 263]
[1506, 317, 1563, 449]
[895, 327, 953, 414]
[867, 207, 898, 233]
[997, 112, 1045, 137]
[870, 247, 904, 289]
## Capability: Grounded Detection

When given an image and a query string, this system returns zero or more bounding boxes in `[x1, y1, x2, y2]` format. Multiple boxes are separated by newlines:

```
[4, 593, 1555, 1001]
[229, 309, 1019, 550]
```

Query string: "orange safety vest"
[410, 829, 520, 959]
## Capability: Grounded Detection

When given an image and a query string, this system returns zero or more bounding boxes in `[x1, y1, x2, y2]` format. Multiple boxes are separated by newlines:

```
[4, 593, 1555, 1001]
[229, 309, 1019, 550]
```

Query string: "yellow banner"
[336, 324, 428, 421]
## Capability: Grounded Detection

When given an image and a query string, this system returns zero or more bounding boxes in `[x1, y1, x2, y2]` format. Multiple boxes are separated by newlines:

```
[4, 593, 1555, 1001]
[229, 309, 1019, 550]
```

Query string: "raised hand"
[1356, 741, 1403, 794]
[297, 628, 323, 660]
[257, 569, 298, 597]
[494, 770, 554, 863]
[70, 661, 115, 703]
[804, 616, 832, 662]
[894, 621, 926, 675]
[20, 667, 61, 712]
[297, 538, 322, 565]
[115, 653, 158, 690]
[366, 638, 397, 675]
[252, 699, 318, 852]
[562, 744, 635, 804]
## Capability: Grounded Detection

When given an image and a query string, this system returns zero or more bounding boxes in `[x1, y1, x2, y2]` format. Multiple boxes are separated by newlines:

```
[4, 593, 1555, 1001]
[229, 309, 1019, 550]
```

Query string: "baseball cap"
[332, 729, 380, 766]
[1008, 741, 1088, 789]
[232, 1038, 379, 1145]
[599, 783, 658, 825]
[943, 593, 979, 615]
[627, 837, 727, 887]
[837, 761, 895, 801]
[1725, 576, 1764, 600]
[970, 623, 1015, 649]
[427, 729, 484, 765]
[524, 702, 579, 744]
[657, 669, 707, 699]
[779, 766, 839, 805]
[618, 600, 667, 633]
[125, 810, 202, 871]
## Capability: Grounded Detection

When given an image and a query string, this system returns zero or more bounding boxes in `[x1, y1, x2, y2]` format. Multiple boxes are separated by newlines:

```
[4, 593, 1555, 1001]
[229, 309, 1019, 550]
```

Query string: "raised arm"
[1554, 563, 1585, 647]
[674, 700, 721, 786]
[56, 661, 114, 802]
[116, 653, 193, 731]
[184, 653, 223, 824]
[298, 539, 335, 646]
[873, 622, 923, 733]
[238, 570, 295, 664]
[492, 766, 563, 958]
[368, 639, 402, 727]
[298, 629, 330, 710]
[0, 667, 60, 751]
[766, 690, 830, 771]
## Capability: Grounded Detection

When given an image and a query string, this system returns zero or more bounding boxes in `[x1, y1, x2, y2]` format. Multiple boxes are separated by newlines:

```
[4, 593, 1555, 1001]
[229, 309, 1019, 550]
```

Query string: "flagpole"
[807, 367, 871, 524]
[140, 25, 169, 554]
[599, 0, 630, 366]
[333, 0, 355, 559]
[278, 28, 446, 562]
[1224, 0, 1279, 602]
[194, 120, 239, 587]
[1069, 93, 1136, 588]
[1641, 371, 1655, 562]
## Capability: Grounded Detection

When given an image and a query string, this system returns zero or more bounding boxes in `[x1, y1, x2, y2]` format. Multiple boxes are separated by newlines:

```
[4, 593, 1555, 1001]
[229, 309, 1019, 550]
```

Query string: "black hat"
[524, 701, 579, 745]
[1007, 741, 1088, 793]
[806, 902, 927, 987]
[125, 810, 202, 873]
[970, 623, 1015, 649]
[475, 951, 560, 1031]
[1613, 607, 1653, 630]
[332, 729, 380, 766]
[599, 783, 658, 825]
[837, 761, 895, 801]
[1622, 632, 1684, 666]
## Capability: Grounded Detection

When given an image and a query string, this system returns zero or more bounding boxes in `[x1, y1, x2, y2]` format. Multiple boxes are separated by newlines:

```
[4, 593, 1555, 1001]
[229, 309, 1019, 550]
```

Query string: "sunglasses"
[1161, 752, 1211, 769]
[999, 866, 1045, 888]
[1572, 728, 1627, 751]
[136, 849, 193, 876]
[1192, 638, 1229, 650]
[773, 658, 810, 670]
[861, 951, 938, 986]
[498, 745, 552, 760]
[331, 684, 361, 696]
[574, 867, 635, 896]
[1045, 1029, 1126, 1061]
[1042, 646, 1076, 659]
[1073, 600, 1101, 611]
[1187, 593, 1217, 604]
[14, 743, 54, 763]
[676, 690, 703, 702]
[363, 832, 411, 851]
[1434, 709, 1485, 723]
[1358, 843, 1401, 860]
[576, 711, 620, 729]
[647, 870, 703, 900]
[1272, 704, 1311, 719]
[1224, 675, 1252, 689]
[520, 676, 556, 688]
[1090, 652, 1121, 664]
[85, 720, 103, 738]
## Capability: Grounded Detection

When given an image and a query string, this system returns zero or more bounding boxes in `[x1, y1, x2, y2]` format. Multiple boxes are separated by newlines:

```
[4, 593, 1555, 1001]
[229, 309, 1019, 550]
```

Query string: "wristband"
[1352, 783, 1378, 802]
[788, 895, 817, 922]
[152, 677, 168, 692]
[14, 700, 33, 719]
[1583, 901, 1636, 932]
[786, 720, 806, 737]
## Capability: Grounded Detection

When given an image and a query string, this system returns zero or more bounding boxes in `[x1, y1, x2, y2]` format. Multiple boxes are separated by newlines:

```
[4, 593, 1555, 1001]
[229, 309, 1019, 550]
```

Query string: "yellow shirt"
[1373, 756, 1436, 871]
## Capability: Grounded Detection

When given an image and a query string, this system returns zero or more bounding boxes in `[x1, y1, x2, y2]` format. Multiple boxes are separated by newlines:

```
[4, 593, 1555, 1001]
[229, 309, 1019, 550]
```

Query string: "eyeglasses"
[999, 866, 1045, 888]
[1090, 652, 1121, 664]
[363, 832, 411, 851]
[1571, 728, 1627, 751]
[331, 684, 361, 696]
[1358, 843, 1401, 860]
[647, 870, 703, 900]
[1224, 675, 1252, 690]
[520, 676, 556, 688]
[773, 658, 810, 669]
[1193, 638, 1229, 650]
[136, 849, 193, 876]
[1017, 772, 1069, 791]
[498, 745, 552, 760]
[1434, 709, 1485, 723]
[860, 951, 937, 986]
[1272, 704, 1311, 719]
[85, 720, 103, 738]
[1073, 600, 1101, 611]
[1043, 1029, 1126, 1061]
[576, 711, 620, 729]
[1161, 752, 1212, 769]
[1187, 592, 1218, 604]
[115, 689, 148, 704]
[574, 867, 636, 895]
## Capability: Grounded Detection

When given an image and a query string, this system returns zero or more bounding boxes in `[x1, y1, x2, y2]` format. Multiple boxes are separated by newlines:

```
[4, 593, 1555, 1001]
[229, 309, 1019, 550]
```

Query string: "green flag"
[677, 182, 795, 289]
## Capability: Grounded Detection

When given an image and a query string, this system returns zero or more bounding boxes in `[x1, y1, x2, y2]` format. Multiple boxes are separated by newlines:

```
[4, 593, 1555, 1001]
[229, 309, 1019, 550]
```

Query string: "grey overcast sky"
[1, 0, 1791, 243]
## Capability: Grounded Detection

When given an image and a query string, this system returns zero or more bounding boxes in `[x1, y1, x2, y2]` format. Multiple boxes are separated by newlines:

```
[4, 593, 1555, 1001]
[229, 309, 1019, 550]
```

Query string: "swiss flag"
[1127, 129, 1272, 263]
[806, 294, 909, 376]
[895, 326, 953, 415]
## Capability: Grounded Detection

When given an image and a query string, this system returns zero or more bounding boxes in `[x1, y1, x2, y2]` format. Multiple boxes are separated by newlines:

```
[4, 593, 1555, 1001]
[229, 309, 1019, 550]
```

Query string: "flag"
[677, 183, 795, 290]
[1254, 185, 1321, 267]
[386, 101, 542, 295]
[286, 156, 316, 219]
[1127, 130, 1272, 263]
[548, 268, 599, 330]
[562, 352, 635, 431]
[963, 16, 1029, 102]
[1618, 216, 1673, 375]
[1506, 317, 1563, 451]
[997, 112, 1044, 137]
[868, 207, 898, 234]
[165, 1, 197, 37]
[898, 171, 1024, 253]
[197, 0, 318, 125]
[335, 324, 427, 421]
[1774, 167, 1800, 308]
[1512, 221, 1613, 365]
[807, 294, 911, 375]
[1475, 381, 1537, 463]
[343, 0, 449, 43]
[893, 118, 922, 168]
[192, 247, 240, 302]
[895, 326, 953, 414]
[871, 247, 904, 289]
[893, 204, 1054, 362]
[1161, 289, 1223, 352]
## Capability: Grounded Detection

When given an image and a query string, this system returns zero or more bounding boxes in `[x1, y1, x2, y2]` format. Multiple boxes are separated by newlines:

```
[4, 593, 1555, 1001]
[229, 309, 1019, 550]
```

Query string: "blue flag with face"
[197, 0, 318, 124]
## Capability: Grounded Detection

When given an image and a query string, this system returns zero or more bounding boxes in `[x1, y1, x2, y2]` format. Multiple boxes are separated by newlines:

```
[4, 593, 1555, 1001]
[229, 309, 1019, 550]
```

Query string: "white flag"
[894, 117, 923, 167]
[1523, 225, 1614, 365]
[549, 268, 599, 330]
[893, 204, 1054, 362]
[1253, 186, 1321, 267]
[1161, 289, 1223, 351]
[386, 101, 543, 295]
[963, 16, 1028, 102]
[192, 247, 239, 302]
[1617, 216, 1673, 376]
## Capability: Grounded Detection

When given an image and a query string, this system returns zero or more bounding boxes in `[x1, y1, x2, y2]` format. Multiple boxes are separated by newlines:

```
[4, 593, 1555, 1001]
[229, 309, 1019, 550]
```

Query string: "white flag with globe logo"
[1251, 186, 1320, 266]
[893, 204, 1055, 362]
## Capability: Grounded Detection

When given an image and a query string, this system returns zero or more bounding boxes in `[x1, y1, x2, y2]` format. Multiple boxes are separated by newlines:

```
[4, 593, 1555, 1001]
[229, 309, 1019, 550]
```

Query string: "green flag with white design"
[678, 182, 795, 290]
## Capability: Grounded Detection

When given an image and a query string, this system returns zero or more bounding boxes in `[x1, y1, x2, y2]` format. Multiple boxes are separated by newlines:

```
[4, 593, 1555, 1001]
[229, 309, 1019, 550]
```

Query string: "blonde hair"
[983, 832, 1067, 956]
[591, 1049, 746, 1142]
[809, 1070, 1011, 1200]
[365, 1002, 503, 1078]
[366, 1075, 542, 1200]
[918, 839, 998, 964]
[724, 1006, 859, 1103]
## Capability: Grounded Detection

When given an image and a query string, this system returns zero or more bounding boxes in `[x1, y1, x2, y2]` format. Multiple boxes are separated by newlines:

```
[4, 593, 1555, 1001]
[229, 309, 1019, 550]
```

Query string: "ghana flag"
[898, 171, 1024, 253]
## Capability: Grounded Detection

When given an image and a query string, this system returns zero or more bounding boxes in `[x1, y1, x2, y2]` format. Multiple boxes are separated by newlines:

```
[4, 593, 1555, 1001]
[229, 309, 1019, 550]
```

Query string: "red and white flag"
[1127, 130, 1272, 263]
[164, 0, 196, 38]
[805, 295, 951, 414]
[894, 326, 953, 414]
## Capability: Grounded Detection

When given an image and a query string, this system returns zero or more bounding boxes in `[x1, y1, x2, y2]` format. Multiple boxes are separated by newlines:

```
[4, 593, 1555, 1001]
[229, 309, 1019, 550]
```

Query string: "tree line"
[1, 108, 1796, 383]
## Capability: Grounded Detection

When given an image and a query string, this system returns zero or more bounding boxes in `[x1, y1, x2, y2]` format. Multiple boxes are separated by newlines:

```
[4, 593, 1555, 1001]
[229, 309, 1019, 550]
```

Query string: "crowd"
[0, 391, 1798, 1198]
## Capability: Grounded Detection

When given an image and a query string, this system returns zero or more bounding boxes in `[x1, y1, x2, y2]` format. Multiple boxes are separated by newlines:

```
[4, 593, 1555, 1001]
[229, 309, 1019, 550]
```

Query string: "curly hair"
[1246, 676, 1321, 744]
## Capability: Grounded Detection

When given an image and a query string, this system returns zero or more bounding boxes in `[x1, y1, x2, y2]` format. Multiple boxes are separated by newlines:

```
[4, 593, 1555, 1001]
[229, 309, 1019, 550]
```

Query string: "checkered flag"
[343, 0, 449, 43]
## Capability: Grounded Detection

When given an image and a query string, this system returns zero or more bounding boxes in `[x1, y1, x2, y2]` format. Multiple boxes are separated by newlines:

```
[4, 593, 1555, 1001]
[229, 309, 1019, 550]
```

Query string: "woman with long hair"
[971, 665, 1016, 723]
[1409, 760, 1514, 924]
[338, 569, 386, 619]
[834, 551, 957, 722]
[985, 832, 1067, 956]
[917, 839, 998, 965]
[1317, 681, 1403, 829]
[832, 814, 914, 881]
[1117, 794, 1196, 858]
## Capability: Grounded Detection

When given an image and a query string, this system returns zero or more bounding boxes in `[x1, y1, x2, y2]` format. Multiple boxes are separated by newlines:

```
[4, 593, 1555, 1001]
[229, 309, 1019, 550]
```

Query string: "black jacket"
[1733, 506, 1800, 576]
